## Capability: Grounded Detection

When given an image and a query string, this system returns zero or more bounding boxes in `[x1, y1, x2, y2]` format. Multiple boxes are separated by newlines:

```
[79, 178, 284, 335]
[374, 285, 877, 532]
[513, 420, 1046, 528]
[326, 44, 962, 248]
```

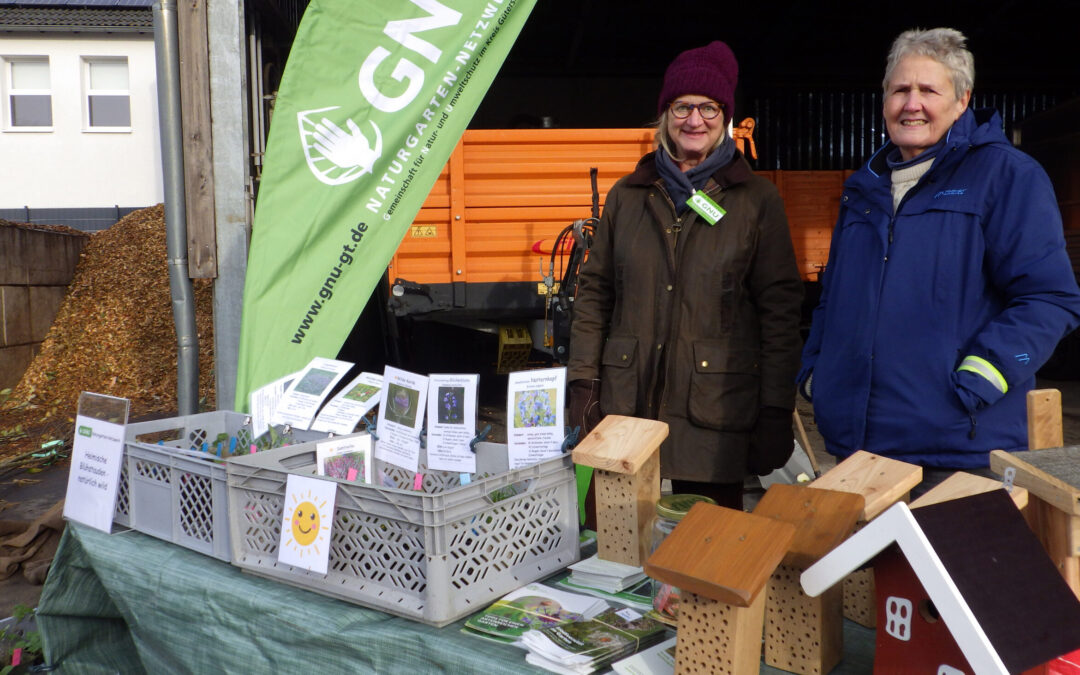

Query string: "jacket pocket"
[687, 341, 760, 431]
[599, 336, 638, 415]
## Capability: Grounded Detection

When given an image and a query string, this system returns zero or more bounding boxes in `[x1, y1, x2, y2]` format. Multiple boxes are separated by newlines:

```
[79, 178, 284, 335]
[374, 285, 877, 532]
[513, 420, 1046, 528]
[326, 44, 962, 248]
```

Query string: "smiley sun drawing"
[282, 490, 331, 557]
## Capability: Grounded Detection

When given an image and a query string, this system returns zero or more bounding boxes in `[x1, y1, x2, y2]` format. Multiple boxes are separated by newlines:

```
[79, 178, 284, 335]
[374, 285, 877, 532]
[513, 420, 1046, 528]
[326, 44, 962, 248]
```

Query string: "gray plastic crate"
[227, 442, 580, 627]
[121, 411, 344, 561]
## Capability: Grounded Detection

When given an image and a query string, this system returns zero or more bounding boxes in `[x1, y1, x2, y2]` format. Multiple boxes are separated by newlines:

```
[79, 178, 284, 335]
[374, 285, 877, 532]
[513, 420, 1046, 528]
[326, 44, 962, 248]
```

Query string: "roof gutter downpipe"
[153, 0, 199, 415]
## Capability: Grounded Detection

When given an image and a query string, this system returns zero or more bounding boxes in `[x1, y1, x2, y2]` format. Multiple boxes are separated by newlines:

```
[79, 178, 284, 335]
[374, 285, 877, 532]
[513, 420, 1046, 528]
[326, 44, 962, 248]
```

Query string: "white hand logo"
[298, 107, 383, 186]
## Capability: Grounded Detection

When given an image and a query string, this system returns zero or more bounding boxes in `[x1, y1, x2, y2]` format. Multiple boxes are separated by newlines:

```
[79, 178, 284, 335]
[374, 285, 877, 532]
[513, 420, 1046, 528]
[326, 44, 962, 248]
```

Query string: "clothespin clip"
[732, 118, 757, 159]
[1002, 466, 1017, 493]
[363, 416, 379, 442]
[562, 425, 582, 452]
[469, 424, 492, 453]
[229, 437, 237, 456]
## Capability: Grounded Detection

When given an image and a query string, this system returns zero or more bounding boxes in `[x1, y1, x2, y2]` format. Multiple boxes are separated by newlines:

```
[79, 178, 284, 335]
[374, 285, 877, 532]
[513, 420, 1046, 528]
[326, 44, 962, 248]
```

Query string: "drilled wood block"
[595, 451, 660, 566]
[675, 590, 766, 675]
[843, 567, 876, 628]
[764, 564, 843, 675]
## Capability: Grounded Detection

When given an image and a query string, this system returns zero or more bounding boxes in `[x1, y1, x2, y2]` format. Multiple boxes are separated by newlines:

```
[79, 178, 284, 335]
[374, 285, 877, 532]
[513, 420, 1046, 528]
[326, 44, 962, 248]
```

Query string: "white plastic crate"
[120, 411, 343, 561]
[226, 442, 580, 627]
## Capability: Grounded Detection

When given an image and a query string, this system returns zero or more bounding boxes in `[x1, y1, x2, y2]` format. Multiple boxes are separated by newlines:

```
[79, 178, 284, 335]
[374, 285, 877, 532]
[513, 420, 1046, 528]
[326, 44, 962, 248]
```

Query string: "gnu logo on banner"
[299, 107, 383, 186]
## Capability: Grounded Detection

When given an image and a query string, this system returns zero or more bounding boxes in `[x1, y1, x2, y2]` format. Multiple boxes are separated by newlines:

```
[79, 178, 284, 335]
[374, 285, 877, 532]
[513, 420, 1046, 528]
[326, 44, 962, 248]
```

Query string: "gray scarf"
[655, 134, 736, 214]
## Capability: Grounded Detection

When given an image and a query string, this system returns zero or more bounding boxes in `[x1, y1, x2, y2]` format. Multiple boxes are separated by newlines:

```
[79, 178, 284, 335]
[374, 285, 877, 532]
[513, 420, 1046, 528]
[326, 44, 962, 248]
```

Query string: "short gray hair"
[883, 28, 974, 99]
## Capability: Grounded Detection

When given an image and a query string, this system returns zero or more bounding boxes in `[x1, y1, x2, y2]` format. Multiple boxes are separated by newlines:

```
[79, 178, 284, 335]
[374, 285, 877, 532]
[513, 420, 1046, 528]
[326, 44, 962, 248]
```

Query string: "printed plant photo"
[486, 596, 583, 631]
[323, 451, 368, 482]
[344, 382, 380, 403]
[513, 389, 558, 428]
[437, 386, 465, 424]
[294, 368, 337, 395]
[384, 383, 420, 426]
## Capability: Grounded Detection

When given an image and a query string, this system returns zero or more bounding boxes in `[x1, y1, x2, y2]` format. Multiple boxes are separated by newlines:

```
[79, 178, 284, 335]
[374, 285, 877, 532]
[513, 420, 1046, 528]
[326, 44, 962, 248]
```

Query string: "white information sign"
[278, 474, 336, 574]
[63, 414, 126, 532]
[506, 367, 567, 469]
[426, 373, 479, 473]
[272, 357, 354, 430]
[374, 366, 429, 473]
[250, 370, 301, 439]
[310, 371, 383, 434]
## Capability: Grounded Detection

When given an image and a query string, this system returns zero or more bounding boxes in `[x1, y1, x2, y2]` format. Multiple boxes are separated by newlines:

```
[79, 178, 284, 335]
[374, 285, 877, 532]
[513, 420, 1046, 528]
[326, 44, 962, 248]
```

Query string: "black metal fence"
[748, 89, 1061, 171]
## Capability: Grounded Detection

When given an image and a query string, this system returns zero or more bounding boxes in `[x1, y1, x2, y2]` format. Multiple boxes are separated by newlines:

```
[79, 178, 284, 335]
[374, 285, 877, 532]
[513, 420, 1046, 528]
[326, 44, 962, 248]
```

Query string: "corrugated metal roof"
[0, 5, 150, 30]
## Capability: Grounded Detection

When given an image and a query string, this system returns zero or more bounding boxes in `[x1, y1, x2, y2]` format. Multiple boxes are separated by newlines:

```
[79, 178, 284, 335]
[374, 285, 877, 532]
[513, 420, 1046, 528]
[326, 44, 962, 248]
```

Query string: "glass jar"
[650, 494, 716, 624]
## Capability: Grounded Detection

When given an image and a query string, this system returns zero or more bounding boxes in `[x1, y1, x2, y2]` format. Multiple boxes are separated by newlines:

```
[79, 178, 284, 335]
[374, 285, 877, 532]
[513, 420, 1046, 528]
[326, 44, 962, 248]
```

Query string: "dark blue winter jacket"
[799, 108, 1080, 468]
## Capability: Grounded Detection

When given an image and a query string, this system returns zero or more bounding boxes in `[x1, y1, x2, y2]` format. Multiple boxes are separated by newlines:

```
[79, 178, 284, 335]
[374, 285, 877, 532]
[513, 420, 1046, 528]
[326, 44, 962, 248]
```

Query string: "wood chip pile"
[0, 205, 215, 464]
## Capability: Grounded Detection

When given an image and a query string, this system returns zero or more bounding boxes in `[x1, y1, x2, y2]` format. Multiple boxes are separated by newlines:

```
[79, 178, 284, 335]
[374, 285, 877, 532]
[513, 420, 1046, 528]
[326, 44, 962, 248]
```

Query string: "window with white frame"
[4, 56, 52, 128]
[84, 57, 130, 129]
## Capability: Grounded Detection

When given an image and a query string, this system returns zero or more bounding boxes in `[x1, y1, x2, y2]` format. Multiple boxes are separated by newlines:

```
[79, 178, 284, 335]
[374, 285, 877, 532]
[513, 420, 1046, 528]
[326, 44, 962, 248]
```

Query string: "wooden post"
[572, 415, 666, 565]
[645, 503, 796, 674]
[810, 451, 922, 627]
[753, 484, 864, 675]
[177, 0, 217, 278]
[1028, 389, 1064, 451]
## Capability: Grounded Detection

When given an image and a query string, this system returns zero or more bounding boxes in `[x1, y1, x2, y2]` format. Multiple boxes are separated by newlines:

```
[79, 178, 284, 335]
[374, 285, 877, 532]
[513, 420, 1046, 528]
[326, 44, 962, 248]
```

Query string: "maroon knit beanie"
[657, 41, 738, 120]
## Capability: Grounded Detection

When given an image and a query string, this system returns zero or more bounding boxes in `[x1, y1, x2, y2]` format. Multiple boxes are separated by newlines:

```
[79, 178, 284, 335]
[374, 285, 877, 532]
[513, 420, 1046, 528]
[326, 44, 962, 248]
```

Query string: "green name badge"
[686, 190, 726, 225]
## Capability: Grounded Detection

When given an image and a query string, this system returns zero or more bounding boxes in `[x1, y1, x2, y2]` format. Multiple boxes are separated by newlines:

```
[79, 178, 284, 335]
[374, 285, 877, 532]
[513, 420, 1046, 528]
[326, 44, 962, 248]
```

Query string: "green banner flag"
[235, 0, 536, 409]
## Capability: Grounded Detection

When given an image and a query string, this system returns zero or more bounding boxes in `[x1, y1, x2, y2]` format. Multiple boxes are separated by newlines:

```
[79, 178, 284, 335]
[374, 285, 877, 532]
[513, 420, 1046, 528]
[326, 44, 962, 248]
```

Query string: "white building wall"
[0, 32, 162, 208]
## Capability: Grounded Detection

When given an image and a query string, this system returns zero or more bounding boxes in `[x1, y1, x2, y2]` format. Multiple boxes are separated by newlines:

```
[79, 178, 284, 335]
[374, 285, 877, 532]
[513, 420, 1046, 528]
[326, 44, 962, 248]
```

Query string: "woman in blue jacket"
[799, 28, 1080, 491]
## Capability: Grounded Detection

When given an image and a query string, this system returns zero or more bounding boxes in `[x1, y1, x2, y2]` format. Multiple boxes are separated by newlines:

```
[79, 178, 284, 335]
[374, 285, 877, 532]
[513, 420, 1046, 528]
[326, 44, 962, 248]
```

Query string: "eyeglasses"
[669, 101, 724, 120]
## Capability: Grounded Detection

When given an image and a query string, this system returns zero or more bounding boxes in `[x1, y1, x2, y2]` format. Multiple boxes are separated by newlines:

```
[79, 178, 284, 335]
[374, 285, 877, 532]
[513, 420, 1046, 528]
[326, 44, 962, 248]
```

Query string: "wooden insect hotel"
[752, 483, 865, 675]
[810, 450, 922, 627]
[645, 502, 796, 674]
[572, 414, 666, 566]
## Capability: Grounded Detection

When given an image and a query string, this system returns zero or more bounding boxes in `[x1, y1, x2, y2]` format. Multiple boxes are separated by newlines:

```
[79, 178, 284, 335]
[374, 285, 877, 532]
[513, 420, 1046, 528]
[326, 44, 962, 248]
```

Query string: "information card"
[310, 371, 383, 434]
[316, 434, 373, 484]
[63, 393, 130, 532]
[272, 357, 354, 430]
[374, 366, 429, 473]
[506, 367, 567, 469]
[250, 370, 300, 439]
[426, 373, 479, 473]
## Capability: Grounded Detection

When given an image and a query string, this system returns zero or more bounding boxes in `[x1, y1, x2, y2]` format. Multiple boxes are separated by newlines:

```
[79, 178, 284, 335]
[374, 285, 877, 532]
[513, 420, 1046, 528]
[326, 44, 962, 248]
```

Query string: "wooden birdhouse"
[572, 415, 666, 566]
[810, 450, 922, 627]
[645, 502, 796, 674]
[990, 445, 1080, 601]
[801, 490, 1080, 674]
[752, 483, 865, 675]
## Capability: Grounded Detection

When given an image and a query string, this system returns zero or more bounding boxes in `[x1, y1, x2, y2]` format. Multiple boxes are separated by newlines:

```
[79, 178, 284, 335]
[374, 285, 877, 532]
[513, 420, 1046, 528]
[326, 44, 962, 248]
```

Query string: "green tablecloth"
[36, 524, 875, 673]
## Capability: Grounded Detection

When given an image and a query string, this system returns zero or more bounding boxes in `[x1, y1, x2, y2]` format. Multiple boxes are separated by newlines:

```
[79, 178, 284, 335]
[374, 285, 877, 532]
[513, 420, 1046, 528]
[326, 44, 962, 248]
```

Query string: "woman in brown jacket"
[567, 41, 803, 509]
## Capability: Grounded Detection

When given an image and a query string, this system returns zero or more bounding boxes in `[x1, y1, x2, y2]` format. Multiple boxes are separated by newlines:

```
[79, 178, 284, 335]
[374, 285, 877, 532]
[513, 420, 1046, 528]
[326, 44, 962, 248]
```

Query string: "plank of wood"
[910, 471, 1028, 510]
[810, 450, 922, 520]
[645, 502, 795, 607]
[990, 448, 1080, 516]
[792, 410, 820, 476]
[571, 415, 668, 475]
[178, 0, 217, 278]
[1028, 388, 1063, 450]
[751, 484, 864, 569]
[1023, 494, 1080, 598]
